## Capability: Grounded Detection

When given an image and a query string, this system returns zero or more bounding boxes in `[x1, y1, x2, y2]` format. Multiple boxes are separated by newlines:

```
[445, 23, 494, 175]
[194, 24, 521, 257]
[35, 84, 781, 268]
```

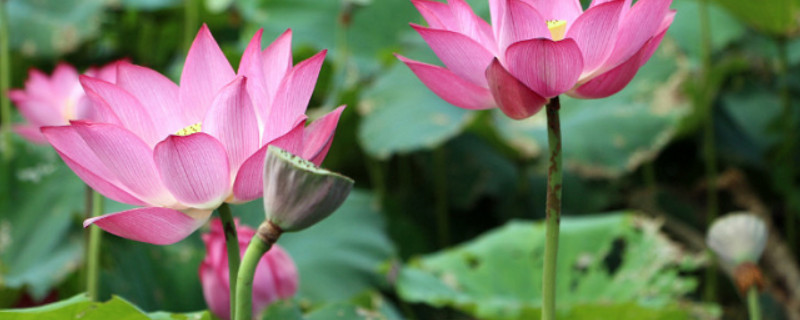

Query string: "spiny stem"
[218, 203, 240, 320]
[86, 190, 103, 301]
[234, 221, 281, 320]
[542, 97, 563, 320]
[747, 286, 761, 320]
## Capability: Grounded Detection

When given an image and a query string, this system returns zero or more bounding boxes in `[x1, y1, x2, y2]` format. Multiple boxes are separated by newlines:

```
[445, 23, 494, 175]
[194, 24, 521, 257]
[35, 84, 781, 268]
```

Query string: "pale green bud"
[262, 146, 354, 232]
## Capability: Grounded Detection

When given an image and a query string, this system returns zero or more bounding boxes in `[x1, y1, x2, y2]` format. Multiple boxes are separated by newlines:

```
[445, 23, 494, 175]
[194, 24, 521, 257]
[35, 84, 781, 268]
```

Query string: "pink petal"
[232, 120, 305, 202]
[638, 11, 674, 68]
[13, 125, 48, 144]
[115, 62, 182, 135]
[41, 125, 148, 206]
[23, 69, 54, 99]
[202, 77, 260, 175]
[84, 207, 211, 245]
[13, 96, 66, 127]
[569, 44, 645, 99]
[85, 59, 125, 83]
[79, 76, 160, 145]
[238, 29, 269, 130]
[180, 24, 236, 124]
[302, 106, 345, 165]
[261, 29, 294, 106]
[72, 121, 175, 206]
[50, 63, 81, 98]
[498, 0, 550, 53]
[7, 89, 26, 105]
[262, 51, 325, 143]
[199, 260, 230, 319]
[506, 38, 584, 98]
[413, 0, 457, 29]
[396, 54, 494, 110]
[448, 0, 497, 50]
[80, 90, 124, 125]
[603, 0, 672, 70]
[590, 0, 631, 17]
[411, 24, 494, 87]
[566, 0, 625, 75]
[486, 58, 548, 119]
[154, 133, 230, 209]
[520, 0, 583, 24]
[261, 245, 298, 299]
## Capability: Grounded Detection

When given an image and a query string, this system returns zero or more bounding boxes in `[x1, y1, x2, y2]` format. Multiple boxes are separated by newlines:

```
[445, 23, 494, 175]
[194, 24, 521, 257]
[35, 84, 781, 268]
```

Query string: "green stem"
[86, 190, 103, 301]
[776, 37, 796, 251]
[698, 0, 719, 303]
[0, 0, 12, 162]
[183, 0, 198, 53]
[747, 287, 761, 320]
[542, 97, 563, 320]
[218, 203, 240, 320]
[433, 148, 449, 248]
[234, 222, 281, 320]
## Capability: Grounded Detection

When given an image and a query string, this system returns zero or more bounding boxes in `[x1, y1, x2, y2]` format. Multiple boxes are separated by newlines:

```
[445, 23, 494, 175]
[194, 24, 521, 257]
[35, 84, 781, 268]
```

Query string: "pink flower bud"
[199, 219, 298, 319]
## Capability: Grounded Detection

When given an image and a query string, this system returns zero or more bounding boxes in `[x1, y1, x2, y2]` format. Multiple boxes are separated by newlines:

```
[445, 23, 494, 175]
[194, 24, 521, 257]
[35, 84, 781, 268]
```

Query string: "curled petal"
[506, 38, 584, 98]
[72, 121, 175, 206]
[413, 0, 457, 29]
[85, 207, 211, 245]
[566, 0, 624, 74]
[520, 0, 583, 24]
[238, 29, 269, 129]
[302, 106, 345, 166]
[396, 54, 494, 110]
[603, 0, 672, 69]
[80, 76, 160, 145]
[261, 29, 294, 106]
[486, 58, 547, 119]
[154, 133, 230, 209]
[41, 125, 147, 206]
[411, 24, 494, 87]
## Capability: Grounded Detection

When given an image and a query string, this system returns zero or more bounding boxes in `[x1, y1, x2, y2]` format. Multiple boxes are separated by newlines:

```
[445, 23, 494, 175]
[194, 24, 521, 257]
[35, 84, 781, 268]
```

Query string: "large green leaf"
[358, 63, 474, 159]
[709, 0, 799, 36]
[493, 41, 688, 178]
[0, 140, 85, 300]
[0, 294, 211, 320]
[397, 213, 706, 319]
[235, 190, 396, 304]
[260, 292, 402, 320]
[669, 0, 747, 60]
[7, 0, 108, 57]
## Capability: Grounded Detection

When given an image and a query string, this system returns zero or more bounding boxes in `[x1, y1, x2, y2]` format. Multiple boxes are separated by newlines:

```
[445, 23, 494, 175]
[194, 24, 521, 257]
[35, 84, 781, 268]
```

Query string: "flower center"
[546, 20, 567, 41]
[176, 122, 202, 136]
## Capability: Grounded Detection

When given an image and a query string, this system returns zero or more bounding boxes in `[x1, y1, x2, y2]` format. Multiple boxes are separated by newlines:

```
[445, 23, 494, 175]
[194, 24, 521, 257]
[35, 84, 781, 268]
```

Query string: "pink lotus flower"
[42, 25, 345, 245]
[200, 219, 298, 320]
[8, 62, 119, 143]
[397, 0, 675, 119]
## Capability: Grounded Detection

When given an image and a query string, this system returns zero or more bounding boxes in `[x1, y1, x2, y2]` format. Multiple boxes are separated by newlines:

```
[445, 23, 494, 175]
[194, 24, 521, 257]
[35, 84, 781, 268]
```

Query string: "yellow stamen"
[176, 123, 202, 136]
[547, 20, 567, 41]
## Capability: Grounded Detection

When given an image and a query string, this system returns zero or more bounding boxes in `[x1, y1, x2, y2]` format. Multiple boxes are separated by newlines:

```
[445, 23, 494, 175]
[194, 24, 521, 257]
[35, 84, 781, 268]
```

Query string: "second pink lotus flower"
[397, 0, 675, 119]
[43, 25, 345, 245]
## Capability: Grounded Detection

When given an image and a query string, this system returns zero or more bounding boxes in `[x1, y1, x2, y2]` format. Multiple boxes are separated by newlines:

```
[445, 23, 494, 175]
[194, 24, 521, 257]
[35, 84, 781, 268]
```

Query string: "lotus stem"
[698, 0, 719, 303]
[542, 96, 563, 320]
[218, 203, 240, 320]
[86, 189, 103, 301]
[234, 221, 281, 320]
[0, 0, 12, 161]
[747, 286, 761, 320]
